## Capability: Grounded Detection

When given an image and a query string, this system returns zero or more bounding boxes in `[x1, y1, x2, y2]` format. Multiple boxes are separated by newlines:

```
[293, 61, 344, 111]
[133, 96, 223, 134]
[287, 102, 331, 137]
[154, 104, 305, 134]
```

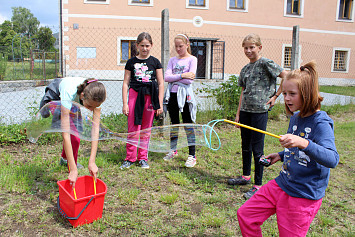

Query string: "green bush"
[197, 75, 241, 120]
[101, 113, 127, 133]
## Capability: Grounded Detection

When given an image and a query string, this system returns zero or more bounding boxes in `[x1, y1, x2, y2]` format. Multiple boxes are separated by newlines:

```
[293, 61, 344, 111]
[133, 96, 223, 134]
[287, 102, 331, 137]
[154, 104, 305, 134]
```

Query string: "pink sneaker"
[163, 150, 178, 161]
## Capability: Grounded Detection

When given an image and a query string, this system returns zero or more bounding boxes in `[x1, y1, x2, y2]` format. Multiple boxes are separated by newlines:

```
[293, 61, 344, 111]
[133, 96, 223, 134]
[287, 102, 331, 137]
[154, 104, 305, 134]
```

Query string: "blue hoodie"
[275, 111, 339, 200]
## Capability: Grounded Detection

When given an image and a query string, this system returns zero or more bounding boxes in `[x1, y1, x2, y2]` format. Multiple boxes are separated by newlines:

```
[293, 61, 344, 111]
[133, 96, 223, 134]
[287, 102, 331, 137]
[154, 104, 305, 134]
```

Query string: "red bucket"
[57, 175, 107, 227]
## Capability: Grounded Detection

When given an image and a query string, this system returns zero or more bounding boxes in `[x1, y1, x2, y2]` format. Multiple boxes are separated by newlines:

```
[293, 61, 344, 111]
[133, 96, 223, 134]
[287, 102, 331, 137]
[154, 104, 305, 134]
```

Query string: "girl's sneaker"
[139, 160, 149, 169]
[60, 157, 83, 169]
[243, 186, 260, 200]
[120, 160, 135, 169]
[185, 155, 196, 168]
[163, 150, 178, 161]
[59, 157, 67, 166]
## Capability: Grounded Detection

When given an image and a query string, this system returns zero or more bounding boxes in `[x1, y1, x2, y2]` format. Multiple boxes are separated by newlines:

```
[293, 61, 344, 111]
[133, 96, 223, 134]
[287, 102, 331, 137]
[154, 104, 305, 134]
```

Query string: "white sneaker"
[185, 155, 196, 168]
[163, 150, 178, 161]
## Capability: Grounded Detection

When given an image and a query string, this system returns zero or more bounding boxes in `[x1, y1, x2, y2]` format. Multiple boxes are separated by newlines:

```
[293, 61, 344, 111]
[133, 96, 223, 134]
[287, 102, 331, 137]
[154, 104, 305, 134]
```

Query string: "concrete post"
[161, 9, 170, 72]
[291, 25, 300, 70]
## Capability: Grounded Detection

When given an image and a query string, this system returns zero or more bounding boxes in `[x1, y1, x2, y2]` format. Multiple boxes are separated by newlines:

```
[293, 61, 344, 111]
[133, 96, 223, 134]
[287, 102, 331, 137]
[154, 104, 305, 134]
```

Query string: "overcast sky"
[0, 0, 59, 28]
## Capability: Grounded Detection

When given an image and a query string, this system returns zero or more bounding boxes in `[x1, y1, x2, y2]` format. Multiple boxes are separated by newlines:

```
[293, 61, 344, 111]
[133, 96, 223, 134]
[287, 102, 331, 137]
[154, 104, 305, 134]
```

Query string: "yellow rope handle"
[67, 164, 77, 200]
[93, 177, 97, 195]
[224, 119, 281, 139]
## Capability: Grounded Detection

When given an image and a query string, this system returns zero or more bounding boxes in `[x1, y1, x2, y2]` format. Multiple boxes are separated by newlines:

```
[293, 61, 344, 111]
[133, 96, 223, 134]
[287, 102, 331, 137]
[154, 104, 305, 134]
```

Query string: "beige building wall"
[61, 0, 355, 83]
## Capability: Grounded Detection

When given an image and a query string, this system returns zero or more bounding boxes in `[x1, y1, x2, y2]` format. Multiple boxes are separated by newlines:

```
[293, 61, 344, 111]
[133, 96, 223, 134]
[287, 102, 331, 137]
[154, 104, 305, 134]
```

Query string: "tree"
[11, 7, 40, 37]
[0, 20, 17, 57]
[0, 20, 32, 60]
[35, 26, 56, 51]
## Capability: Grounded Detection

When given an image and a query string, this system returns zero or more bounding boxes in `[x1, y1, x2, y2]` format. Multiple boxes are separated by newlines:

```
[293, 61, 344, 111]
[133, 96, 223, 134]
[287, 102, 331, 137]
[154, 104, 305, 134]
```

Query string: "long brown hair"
[281, 61, 323, 117]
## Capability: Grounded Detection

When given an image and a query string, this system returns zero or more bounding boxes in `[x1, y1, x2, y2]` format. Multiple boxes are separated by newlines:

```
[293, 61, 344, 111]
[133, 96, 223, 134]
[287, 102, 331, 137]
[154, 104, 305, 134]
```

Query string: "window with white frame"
[337, 0, 354, 21]
[77, 47, 96, 59]
[227, 0, 248, 12]
[187, 0, 209, 9]
[129, 0, 153, 7]
[332, 48, 351, 73]
[117, 37, 137, 65]
[284, 0, 304, 17]
[84, 0, 110, 4]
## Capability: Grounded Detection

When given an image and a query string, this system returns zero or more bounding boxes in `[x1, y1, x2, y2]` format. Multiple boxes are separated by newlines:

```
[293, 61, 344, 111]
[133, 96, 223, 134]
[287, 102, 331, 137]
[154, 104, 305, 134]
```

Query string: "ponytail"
[77, 78, 106, 103]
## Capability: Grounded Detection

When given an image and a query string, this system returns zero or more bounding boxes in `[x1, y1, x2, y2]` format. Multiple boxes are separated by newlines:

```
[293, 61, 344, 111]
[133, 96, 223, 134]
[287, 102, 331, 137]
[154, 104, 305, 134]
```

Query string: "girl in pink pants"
[237, 61, 339, 236]
[121, 32, 164, 169]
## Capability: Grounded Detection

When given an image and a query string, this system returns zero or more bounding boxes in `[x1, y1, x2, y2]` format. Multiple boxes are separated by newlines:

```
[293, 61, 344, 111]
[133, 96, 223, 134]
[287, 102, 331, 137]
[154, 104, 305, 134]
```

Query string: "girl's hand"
[279, 134, 309, 149]
[266, 96, 276, 108]
[88, 162, 98, 181]
[181, 72, 195, 80]
[122, 104, 129, 116]
[156, 108, 163, 116]
[68, 168, 78, 188]
[265, 153, 281, 165]
[234, 114, 240, 128]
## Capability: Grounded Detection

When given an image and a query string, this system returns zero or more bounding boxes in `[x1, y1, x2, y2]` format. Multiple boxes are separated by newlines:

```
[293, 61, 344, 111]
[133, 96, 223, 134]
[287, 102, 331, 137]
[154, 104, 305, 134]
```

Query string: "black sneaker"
[60, 157, 83, 169]
[227, 176, 251, 185]
[59, 157, 67, 166]
[243, 186, 259, 200]
[76, 162, 84, 169]
[120, 161, 135, 169]
[139, 160, 149, 169]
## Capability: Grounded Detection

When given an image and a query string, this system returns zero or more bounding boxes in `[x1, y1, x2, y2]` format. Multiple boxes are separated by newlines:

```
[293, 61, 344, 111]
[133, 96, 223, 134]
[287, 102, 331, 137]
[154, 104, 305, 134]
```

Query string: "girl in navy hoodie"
[237, 61, 339, 237]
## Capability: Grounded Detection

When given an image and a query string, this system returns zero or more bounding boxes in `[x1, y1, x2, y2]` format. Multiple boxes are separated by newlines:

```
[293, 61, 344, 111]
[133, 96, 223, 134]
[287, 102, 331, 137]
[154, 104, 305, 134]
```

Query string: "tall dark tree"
[11, 7, 40, 37]
[35, 26, 56, 51]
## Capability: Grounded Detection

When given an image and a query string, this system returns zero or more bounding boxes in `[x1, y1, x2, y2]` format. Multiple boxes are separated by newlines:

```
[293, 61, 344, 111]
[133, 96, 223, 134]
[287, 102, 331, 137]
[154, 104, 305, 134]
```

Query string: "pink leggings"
[54, 105, 80, 166]
[237, 179, 322, 237]
[61, 134, 80, 165]
[126, 89, 155, 162]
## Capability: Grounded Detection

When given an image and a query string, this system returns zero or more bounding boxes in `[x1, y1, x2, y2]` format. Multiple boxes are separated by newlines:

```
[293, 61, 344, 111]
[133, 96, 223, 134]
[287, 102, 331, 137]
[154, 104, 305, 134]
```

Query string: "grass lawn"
[1, 61, 59, 81]
[320, 85, 355, 97]
[0, 106, 354, 236]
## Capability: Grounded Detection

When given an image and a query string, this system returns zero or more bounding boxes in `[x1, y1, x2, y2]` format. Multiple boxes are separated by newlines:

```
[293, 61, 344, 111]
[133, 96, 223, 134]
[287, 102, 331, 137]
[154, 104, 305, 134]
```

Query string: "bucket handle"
[57, 196, 94, 220]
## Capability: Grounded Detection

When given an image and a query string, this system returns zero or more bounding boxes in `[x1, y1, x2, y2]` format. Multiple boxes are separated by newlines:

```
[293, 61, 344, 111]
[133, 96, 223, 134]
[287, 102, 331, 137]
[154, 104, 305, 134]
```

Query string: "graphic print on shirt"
[172, 63, 185, 75]
[281, 124, 312, 178]
[134, 63, 153, 82]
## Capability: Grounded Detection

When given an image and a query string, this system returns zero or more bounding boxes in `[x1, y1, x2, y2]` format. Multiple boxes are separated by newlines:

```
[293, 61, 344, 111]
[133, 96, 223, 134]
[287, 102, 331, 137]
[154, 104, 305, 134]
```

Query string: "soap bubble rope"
[27, 101, 222, 152]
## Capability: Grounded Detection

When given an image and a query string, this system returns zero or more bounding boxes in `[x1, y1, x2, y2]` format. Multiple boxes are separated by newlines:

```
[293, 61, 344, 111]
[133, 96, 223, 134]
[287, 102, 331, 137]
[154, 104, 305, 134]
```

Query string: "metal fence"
[0, 25, 354, 125]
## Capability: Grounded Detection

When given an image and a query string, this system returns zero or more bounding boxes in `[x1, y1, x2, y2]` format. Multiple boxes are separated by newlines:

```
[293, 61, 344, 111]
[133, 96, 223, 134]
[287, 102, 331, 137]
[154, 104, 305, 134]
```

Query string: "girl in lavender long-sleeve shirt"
[163, 34, 198, 168]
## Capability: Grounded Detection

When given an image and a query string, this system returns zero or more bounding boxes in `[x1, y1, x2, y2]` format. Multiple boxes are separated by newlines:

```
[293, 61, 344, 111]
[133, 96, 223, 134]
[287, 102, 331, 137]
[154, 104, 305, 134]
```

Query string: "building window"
[77, 47, 96, 59]
[186, 0, 209, 9]
[129, 0, 153, 6]
[282, 44, 302, 70]
[227, 0, 248, 12]
[117, 38, 137, 65]
[332, 48, 350, 73]
[132, 0, 150, 2]
[287, 0, 300, 15]
[189, 0, 205, 6]
[284, 0, 304, 17]
[230, 0, 244, 9]
[84, 0, 110, 4]
[337, 0, 354, 21]
[283, 46, 292, 69]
